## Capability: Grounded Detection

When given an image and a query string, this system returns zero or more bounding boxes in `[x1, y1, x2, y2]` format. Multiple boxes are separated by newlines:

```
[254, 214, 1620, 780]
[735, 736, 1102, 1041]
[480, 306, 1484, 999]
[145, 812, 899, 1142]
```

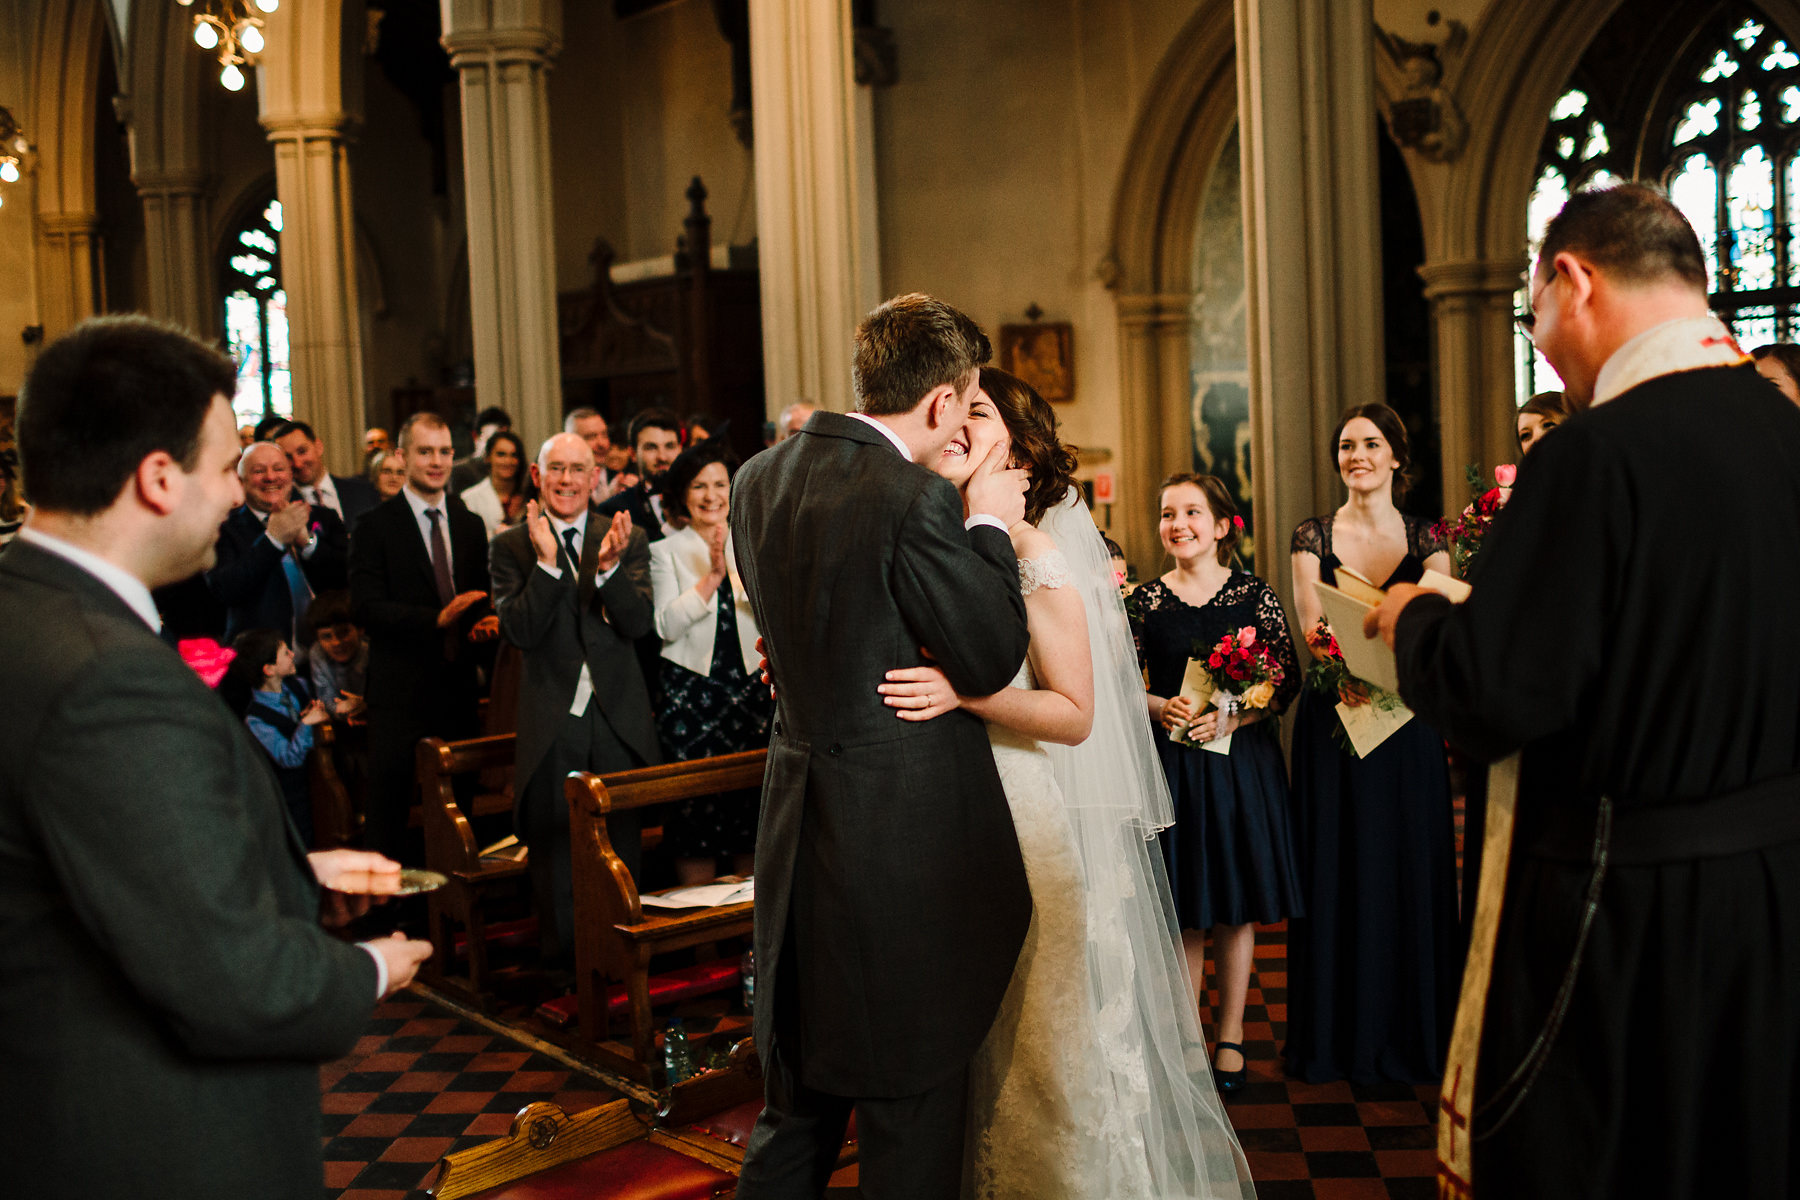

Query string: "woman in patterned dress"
[650, 439, 773, 885]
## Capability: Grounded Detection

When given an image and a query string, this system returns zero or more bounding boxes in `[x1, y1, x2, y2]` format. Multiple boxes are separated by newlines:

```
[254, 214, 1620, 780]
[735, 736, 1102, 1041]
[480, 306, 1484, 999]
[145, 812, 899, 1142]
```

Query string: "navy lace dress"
[1128, 573, 1305, 931]
[655, 575, 775, 858]
[1283, 514, 1460, 1085]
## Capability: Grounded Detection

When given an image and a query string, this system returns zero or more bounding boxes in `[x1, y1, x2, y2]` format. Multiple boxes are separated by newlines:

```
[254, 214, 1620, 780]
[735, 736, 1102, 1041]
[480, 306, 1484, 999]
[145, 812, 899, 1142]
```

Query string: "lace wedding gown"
[967, 550, 1154, 1199]
[965, 516, 1252, 1200]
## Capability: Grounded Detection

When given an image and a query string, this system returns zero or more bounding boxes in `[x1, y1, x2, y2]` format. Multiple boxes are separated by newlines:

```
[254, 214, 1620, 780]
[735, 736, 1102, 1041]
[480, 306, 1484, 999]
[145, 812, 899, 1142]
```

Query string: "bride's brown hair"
[979, 366, 1078, 525]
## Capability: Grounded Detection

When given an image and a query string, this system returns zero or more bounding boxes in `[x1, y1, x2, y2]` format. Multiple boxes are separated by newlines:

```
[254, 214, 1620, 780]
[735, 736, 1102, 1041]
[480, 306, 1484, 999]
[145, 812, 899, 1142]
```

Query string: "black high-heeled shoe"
[1212, 1041, 1248, 1094]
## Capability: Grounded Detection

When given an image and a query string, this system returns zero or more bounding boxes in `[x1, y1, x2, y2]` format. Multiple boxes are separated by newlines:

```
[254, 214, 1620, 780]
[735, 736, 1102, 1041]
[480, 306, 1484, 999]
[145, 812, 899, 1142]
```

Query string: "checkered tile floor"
[321, 799, 1459, 1197]
[1203, 920, 1441, 1199]
[320, 1000, 624, 1198]
[321, 930, 1438, 1199]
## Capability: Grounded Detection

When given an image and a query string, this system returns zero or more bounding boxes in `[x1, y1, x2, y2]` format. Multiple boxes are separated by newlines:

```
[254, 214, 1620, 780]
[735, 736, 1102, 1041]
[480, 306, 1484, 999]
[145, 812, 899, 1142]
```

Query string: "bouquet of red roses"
[1431, 463, 1517, 578]
[1173, 625, 1285, 748]
[1304, 620, 1406, 756]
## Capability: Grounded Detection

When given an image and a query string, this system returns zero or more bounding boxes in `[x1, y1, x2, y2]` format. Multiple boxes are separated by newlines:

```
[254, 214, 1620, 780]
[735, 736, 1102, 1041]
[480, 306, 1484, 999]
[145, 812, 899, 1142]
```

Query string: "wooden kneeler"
[565, 751, 764, 1080]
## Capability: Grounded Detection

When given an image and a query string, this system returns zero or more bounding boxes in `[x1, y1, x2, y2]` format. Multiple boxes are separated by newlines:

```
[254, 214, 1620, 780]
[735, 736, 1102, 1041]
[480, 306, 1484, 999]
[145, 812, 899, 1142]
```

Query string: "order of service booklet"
[1168, 657, 1233, 755]
[1311, 567, 1471, 756]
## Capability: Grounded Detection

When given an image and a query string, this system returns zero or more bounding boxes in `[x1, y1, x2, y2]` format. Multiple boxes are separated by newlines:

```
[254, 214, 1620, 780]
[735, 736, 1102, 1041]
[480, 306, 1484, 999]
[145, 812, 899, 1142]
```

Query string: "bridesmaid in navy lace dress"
[1127, 473, 1304, 1093]
[1284, 403, 1459, 1085]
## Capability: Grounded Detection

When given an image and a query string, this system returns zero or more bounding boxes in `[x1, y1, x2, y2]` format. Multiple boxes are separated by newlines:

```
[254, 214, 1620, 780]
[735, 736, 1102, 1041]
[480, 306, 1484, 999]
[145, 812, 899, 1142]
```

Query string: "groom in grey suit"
[731, 294, 1034, 1198]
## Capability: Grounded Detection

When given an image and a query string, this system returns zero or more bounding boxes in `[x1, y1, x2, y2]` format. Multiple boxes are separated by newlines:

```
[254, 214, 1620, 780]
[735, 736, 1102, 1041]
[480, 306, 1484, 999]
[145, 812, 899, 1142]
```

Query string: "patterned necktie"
[562, 527, 582, 576]
[426, 508, 454, 605]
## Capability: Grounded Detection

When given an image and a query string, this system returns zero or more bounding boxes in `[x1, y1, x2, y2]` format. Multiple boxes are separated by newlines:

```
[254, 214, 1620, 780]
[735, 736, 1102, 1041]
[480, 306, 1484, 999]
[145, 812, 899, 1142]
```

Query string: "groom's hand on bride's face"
[964, 438, 1029, 527]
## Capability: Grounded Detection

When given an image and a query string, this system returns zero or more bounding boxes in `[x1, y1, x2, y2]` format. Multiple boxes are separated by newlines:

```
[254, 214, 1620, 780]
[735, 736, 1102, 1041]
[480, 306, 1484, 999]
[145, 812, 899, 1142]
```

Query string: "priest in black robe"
[1368, 183, 1800, 1198]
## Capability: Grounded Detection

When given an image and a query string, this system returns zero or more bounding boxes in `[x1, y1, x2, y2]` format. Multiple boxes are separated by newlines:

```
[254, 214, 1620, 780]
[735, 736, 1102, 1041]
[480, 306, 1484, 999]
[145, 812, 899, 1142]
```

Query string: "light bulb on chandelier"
[221, 63, 246, 92]
[240, 24, 264, 54]
[0, 160, 18, 184]
[193, 21, 220, 50]
[257, 0, 279, 12]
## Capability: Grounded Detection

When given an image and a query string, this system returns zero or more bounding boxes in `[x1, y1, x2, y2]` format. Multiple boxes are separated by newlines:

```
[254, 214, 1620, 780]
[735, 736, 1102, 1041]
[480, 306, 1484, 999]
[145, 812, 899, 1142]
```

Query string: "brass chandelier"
[177, 0, 279, 92]
[0, 107, 27, 210]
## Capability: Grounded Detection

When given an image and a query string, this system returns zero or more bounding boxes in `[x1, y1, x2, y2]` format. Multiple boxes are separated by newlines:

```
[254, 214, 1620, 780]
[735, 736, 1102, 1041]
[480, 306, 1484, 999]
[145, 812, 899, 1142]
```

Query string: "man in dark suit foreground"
[351, 411, 498, 862]
[730, 294, 1033, 1198]
[207, 439, 347, 642]
[0, 316, 431, 1200]
[491, 432, 660, 960]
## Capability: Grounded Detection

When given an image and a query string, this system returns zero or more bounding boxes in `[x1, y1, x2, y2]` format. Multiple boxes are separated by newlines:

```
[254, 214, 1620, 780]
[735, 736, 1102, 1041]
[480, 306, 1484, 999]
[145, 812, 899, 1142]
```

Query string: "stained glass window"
[1659, 11, 1800, 344]
[222, 198, 291, 425]
[1518, 86, 1623, 400]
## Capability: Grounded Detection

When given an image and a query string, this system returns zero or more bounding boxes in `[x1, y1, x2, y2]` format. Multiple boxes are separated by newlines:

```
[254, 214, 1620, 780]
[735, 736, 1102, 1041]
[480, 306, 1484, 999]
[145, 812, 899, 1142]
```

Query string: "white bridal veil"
[1037, 487, 1255, 1199]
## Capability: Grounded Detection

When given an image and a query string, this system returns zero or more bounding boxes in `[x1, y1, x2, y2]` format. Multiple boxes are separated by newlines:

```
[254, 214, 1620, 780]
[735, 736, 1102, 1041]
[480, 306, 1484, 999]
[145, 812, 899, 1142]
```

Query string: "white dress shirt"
[402, 486, 454, 574]
[297, 474, 341, 521]
[846, 412, 1009, 535]
[16, 526, 162, 631]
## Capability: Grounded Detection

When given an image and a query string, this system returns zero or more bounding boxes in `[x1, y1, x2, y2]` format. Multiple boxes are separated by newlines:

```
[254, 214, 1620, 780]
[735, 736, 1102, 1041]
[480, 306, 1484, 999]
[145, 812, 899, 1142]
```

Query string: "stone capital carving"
[1418, 258, 1523, 301]
[440, 28, 561, 66]
[260, 112, 359, 141]
[132, 167, 210, 196]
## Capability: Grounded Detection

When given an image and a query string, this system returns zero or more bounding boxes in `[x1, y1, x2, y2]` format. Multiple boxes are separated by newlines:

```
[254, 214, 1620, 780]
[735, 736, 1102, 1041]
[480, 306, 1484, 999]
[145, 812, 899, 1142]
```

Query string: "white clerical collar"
[17, 525, 162, 632]
[847, 412, 916, 462]
[1591, 314, 1750, 407]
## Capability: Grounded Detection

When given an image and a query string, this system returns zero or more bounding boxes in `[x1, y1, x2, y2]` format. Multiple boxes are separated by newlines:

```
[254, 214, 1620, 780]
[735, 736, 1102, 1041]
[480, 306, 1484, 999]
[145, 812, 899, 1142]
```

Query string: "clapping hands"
[595, 510, 633, 573]
[266, 498, 313, 548]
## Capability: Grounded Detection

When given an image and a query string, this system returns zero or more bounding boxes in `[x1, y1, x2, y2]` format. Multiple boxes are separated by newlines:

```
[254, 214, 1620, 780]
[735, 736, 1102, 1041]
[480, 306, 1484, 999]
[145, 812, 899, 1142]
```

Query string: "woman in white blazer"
[649, 440, 773, 884]
[459, 429, 531, 538]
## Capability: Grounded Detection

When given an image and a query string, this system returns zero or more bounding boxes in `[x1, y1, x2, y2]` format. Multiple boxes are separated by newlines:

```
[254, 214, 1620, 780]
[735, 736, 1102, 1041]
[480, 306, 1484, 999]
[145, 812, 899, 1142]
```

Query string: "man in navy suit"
[350, 411, 497, 862]
[595, 406, 684, 542]
[207, 441, 347, 643]
[273, 419, 379, 530]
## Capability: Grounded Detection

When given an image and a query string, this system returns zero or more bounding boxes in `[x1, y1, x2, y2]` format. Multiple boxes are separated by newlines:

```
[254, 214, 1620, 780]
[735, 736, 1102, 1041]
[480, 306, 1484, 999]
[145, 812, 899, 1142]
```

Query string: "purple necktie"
[426, 508, 454, 605]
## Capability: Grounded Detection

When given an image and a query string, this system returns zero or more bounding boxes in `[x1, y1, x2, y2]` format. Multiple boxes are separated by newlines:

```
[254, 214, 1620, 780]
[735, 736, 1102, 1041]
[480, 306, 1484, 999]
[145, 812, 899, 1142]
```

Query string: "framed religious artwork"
[1000, 322, 1075, 402]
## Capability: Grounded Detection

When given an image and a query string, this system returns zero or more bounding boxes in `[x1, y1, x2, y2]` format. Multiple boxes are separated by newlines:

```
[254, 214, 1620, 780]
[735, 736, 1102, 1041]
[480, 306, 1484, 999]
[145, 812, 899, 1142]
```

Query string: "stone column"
[258, 0, 366, 469]
[440, 0, 563, 449]
[262, 115, 365, 464]
[1421, 259, 1522, 491]
[1236, 0, 1385, 608]
[136, 168, 212, 334]
[749, 0, 880, 415]
[36, 213, 104, 335]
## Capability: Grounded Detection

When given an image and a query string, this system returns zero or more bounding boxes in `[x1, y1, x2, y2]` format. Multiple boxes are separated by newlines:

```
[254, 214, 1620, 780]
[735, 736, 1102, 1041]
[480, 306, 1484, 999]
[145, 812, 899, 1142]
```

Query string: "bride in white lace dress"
[881, 368, 1253, 1199]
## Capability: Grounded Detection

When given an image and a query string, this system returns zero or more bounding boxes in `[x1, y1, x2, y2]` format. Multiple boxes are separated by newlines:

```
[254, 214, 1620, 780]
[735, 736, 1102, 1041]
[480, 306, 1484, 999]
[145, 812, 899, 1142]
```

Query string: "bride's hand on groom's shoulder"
[879, 654, 965, 721]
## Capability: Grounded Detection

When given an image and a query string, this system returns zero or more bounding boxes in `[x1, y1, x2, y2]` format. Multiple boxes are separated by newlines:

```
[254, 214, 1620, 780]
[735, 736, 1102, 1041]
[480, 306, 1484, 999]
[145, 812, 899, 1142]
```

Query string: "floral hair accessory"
[178, 638, 236, 689]
[1231, 515, 1245, 531]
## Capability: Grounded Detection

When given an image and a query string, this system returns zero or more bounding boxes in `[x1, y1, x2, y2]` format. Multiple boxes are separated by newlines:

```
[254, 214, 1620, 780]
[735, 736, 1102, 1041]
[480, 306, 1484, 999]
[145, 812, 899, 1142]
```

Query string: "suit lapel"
[576, 514, 602, 614]
[386, 497, 439, 596]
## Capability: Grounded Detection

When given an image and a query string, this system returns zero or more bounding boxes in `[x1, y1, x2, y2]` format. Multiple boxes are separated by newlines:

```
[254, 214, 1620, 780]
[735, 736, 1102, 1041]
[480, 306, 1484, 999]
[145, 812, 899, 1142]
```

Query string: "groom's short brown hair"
[853, 294, 991, 416]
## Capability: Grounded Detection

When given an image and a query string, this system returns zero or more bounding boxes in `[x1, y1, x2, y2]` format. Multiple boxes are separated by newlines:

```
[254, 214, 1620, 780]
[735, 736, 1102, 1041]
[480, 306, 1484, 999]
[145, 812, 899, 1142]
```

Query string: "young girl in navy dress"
[1127, 473, 1303, 1093]
[219, 628, 330, 845]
